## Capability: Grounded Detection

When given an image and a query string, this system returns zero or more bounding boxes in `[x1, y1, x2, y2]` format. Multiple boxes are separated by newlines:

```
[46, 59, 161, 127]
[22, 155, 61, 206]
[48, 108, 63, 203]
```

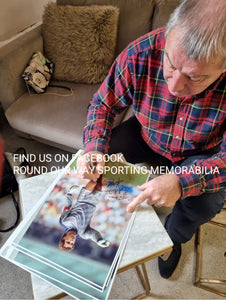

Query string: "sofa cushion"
[5, 82, 99, 150]
[42, 3, 119, 84]
[57, 0, 156, 55]
[5, 82, 127, 151]
[152, 0, 181, 30]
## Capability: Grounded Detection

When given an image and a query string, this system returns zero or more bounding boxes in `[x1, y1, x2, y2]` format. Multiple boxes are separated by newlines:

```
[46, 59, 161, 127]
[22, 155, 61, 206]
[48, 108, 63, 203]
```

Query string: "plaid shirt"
[83, 27, 226, 198]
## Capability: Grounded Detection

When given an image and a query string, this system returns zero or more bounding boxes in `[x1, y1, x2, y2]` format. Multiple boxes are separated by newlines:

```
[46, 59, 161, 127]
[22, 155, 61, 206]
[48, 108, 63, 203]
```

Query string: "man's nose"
[168, 70, 186, 93]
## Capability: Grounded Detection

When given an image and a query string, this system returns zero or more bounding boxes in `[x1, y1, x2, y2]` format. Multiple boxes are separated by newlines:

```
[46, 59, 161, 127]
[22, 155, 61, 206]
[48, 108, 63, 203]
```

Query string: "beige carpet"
[0, 105, 225, 299]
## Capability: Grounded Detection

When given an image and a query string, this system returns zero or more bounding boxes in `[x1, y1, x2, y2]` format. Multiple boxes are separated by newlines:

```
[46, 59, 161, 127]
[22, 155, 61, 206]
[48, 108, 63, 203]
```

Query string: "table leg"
[47, 292, 67, 299]
[133, 263, 151, 299]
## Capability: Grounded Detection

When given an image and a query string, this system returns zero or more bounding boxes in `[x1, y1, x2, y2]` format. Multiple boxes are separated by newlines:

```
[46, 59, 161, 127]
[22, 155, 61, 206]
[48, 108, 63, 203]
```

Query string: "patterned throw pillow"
[22, 51, 54, 93]
[42, 3, 119, 84]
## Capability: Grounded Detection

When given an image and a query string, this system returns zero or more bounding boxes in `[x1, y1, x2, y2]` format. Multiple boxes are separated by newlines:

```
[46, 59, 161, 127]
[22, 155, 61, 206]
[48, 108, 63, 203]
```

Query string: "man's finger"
[127, 191, 149, 213]
[95, 161, 105, 176]
[137, 181, 151, 190]
[78, 163, 99, 182]
[86, 172, 98, 182]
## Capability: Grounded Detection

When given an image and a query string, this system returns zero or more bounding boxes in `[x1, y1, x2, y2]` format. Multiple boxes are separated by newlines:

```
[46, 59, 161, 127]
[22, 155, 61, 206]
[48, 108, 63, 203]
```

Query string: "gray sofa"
[0, 0, 180, 152]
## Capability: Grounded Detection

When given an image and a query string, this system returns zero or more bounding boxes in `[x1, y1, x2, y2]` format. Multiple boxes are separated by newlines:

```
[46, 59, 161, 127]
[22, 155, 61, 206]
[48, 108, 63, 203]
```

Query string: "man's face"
[163, 29, 225, 97]
[63, 230, 77, 250]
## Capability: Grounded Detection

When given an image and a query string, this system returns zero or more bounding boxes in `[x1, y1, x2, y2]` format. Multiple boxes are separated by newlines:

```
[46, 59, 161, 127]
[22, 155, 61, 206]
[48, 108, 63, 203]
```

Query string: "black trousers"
[109, 116, 225, 243]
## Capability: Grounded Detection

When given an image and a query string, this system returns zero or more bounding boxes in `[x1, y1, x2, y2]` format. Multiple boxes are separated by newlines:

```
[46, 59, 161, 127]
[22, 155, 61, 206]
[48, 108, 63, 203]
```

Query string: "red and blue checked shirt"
[83, 27, 226, 199]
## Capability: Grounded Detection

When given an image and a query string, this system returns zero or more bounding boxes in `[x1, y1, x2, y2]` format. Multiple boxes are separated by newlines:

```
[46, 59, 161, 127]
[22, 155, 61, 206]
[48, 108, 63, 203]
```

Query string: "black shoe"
[158, 214, 181, 278]
[158, 241, 181, 279]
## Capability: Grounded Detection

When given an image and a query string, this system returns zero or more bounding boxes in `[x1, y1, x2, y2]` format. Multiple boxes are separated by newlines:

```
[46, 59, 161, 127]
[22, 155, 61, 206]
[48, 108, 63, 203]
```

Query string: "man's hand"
[77, 151, 105, 182]
[127, 173, 182, 212]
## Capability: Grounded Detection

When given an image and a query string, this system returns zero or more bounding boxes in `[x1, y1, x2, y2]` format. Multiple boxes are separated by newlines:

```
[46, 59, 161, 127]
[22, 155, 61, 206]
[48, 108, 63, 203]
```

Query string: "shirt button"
[171, 153, 176, 157]
[179, 117, 183, 121]
[175, 135, 180, 139]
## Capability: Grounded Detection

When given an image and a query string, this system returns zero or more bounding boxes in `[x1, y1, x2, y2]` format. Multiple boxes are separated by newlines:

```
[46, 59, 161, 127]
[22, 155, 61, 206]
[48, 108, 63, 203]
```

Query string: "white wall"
[0, 0, 55, 41]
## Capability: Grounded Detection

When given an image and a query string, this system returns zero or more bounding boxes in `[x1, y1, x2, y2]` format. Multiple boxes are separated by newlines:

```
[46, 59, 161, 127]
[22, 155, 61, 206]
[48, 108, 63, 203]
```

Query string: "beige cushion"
[5, 82, 126, 151]
[5, 82, 99, 150]
[42, 3, 119, 84]
[57, 0, 156, 55]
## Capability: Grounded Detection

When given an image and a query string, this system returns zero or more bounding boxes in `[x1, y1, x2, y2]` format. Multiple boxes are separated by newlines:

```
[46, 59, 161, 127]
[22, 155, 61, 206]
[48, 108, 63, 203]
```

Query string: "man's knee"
[187, 190, 225, 222]
[167, 190, 225, 243]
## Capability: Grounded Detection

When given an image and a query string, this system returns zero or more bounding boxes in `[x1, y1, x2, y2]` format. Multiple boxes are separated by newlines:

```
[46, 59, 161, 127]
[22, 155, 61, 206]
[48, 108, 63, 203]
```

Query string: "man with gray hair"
[78, 0, 226, 278]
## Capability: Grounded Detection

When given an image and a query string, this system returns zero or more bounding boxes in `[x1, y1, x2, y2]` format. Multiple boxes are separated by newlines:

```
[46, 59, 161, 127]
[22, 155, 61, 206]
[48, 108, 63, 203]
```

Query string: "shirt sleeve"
[177, 130, 226, 198]
[83, 49, 134, 154]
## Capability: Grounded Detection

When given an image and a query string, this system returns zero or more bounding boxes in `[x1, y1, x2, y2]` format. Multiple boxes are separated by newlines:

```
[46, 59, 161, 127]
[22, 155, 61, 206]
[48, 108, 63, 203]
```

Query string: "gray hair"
[165, 0, 226, 69]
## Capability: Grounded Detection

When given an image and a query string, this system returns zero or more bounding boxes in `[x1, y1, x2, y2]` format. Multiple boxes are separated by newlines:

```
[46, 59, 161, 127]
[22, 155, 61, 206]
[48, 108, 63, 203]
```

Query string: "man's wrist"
[84, 142, 108, 155]
[177, 172, 202, 198]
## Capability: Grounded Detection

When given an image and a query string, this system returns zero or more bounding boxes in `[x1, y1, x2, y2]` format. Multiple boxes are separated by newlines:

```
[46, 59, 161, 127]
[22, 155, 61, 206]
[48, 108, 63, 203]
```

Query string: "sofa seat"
[5, 82, 100, 151]
[6, 81, 128, 152]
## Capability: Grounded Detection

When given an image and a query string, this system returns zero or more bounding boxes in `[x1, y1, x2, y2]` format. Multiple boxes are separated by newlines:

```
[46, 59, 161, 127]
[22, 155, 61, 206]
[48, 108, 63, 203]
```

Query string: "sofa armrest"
[0, 24, 43, 110]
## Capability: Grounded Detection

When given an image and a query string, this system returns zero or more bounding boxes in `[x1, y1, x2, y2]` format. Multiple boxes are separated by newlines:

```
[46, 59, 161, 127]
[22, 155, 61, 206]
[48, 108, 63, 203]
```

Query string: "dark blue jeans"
[109, 116, 225, 243]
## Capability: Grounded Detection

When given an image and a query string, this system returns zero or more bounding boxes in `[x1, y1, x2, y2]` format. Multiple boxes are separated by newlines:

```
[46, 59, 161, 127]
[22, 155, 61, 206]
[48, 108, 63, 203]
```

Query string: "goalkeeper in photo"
[59, 179, 110, 252]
